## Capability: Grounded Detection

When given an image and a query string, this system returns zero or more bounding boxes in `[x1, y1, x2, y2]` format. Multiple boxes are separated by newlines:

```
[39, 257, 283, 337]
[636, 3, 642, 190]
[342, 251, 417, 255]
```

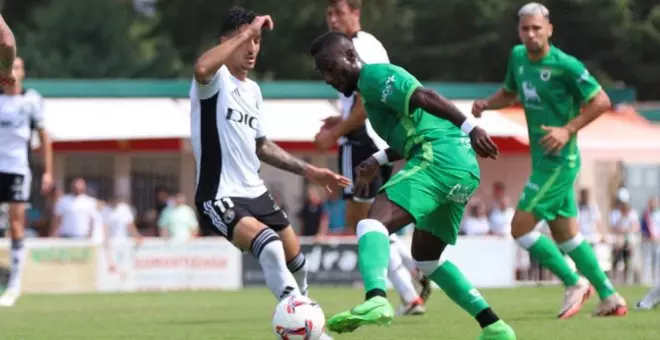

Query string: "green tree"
[16, 0, 183, 78]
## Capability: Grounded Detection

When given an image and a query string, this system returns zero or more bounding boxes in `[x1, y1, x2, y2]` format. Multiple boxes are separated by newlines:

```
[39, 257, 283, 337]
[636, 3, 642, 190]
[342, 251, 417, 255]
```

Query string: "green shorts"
[517, 166, 579, 221]
[381, 160, 479, 245]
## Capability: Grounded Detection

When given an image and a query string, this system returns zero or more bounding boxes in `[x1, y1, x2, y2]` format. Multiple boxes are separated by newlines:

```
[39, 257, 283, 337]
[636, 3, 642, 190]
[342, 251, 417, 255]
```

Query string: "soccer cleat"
[635, 297, 658, 310]
[635, 300, 655, 310]
[319, 331, 334, 340]
[326, 296, 394, 334]
[0, 289, 20, 307]
[396, 297, 426, 316]
[593, 293, 628, 317]
[414, 270, 433, 302]
[557, 277, 594, 319]
[478, 320, 517, 340]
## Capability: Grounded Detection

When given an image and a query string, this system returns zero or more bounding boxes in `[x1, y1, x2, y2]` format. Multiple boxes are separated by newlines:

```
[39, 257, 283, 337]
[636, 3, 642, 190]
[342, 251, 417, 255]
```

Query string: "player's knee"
[249, 228, 282, 259]
[287, 251, 308, 275]
[510, 210, 537, 239]
[414, 256, 447, 277]
[356, 219, 389, 239]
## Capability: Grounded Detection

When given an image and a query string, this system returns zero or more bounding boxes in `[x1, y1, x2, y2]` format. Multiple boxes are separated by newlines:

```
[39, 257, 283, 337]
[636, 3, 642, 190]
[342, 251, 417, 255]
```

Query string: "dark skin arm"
[409, 87, 499, 159]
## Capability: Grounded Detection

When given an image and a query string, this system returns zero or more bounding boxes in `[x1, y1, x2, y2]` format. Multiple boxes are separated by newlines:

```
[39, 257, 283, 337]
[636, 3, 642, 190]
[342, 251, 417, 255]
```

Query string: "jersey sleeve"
[563, 58, 602, 103]
[359, 65, 422, 117]
[192, 66, 231, 100]
[503, 49, 518, 93]
[353, 35, 390, 64]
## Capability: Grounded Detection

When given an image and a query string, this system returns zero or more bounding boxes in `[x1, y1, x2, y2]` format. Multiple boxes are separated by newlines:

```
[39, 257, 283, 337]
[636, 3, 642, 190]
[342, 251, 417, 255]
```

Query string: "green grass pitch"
[1, 286, 659, 339]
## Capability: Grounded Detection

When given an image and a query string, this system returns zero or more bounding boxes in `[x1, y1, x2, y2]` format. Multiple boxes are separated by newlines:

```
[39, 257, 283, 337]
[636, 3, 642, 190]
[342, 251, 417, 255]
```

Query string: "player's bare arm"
[194, 15, 273, 84]
[472, 89, 518, 117]
[256, 137, 352, 191]
[410, 87, 499, 159]
[37, 127, 54, 194]
[0, 15, 15, 74]
[540, 90, 611, 154]
[256, 137, 309, 175]
[315, 94, 367, 150]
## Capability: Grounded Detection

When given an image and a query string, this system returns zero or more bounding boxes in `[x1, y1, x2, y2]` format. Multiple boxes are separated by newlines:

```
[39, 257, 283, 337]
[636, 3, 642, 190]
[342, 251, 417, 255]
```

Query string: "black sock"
[365, 288, 387, 301]
[475, 307, 499, 328]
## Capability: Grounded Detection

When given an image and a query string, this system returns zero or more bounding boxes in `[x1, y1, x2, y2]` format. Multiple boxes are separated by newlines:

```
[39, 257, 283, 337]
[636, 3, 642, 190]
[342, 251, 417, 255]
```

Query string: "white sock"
[287, 251, 309, 296]
[8, 239, 25, 292]
[390, 233, 417, 273]
[387, 242, 419, 304]
[251, 229, 301, 300]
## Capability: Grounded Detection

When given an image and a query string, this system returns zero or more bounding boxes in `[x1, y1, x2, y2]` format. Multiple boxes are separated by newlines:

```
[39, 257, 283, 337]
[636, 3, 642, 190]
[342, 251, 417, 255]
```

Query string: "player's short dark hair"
[309, 31, 352, 57]
[220, 6, 256, 36]
[327, 0, 362, 10]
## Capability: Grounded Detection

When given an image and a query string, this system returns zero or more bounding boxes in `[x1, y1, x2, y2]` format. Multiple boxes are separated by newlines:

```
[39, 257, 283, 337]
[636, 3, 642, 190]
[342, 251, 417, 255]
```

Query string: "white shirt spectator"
[54, 194, 97, 237]
[609, 208, 639, 244]
[462, 216, 490, 236]
[102, 202, 135, 240]
[489, 207, 514, 236]
[578, 203, 601, 243]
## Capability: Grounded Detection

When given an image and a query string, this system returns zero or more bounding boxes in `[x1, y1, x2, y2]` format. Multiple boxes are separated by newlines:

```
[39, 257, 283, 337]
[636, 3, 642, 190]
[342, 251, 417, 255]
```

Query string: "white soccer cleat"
[635, 299, 657, 310]
[0, 289, 21, 307]
[319, 331, 334, 340]
[593, 293, 628, 317]
[396, 297, 426, 316]
[557, 277, 593, 319]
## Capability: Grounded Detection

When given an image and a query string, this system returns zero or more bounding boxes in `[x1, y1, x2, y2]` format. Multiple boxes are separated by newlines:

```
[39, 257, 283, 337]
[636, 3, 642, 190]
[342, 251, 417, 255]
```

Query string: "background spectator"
[157, 192, 198, 241]
[50, 178, 97, 239]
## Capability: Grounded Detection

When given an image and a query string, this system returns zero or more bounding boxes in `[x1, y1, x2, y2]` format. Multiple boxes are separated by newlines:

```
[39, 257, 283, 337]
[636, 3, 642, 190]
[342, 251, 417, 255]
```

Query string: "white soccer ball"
[272, 295, 326, 340]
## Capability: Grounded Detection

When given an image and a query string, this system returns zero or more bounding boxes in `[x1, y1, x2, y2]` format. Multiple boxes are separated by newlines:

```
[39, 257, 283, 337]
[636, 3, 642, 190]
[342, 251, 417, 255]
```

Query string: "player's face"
[326, 1, 360, 35]
[518, 14, 552, 54]
[222, 25, 261, 71]
[314, 47, 359, 96]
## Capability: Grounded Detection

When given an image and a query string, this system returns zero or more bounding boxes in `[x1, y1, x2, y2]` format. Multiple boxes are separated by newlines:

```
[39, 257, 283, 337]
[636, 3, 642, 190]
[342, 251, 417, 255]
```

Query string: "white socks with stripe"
[251, 229, 301, 300]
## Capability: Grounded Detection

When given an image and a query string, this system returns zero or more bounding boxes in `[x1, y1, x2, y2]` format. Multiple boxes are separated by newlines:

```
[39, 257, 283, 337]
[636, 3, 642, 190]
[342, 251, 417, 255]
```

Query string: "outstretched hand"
[305, 166, 351, 193]
[354, 157, 380, 197]
[469, 127, 499, 159]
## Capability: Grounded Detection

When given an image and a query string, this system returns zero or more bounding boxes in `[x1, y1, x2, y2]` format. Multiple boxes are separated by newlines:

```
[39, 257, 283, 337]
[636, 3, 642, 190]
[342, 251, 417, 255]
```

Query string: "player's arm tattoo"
[409, 87, 467, 127]
[255, 137, 309, 176]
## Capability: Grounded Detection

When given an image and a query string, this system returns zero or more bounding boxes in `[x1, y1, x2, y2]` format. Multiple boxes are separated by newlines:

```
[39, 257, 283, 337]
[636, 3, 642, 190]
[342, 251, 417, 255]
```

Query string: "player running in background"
[191, 7, 347, 339]
[472, 3, 627, 318]
[0, 56, 54, 307]
[314, 0, 430, 315]
[309, 31, 516, 339]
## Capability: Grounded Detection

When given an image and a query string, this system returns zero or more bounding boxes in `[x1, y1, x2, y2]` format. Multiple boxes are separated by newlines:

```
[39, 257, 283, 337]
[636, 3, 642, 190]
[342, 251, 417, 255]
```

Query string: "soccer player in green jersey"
[309, 32, 516, 339]
[472, 3, 627, 318]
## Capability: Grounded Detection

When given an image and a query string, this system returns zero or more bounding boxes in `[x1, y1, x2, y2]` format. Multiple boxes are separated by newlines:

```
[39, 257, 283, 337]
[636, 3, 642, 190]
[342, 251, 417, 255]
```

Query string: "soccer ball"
[272, 295, 326, 340]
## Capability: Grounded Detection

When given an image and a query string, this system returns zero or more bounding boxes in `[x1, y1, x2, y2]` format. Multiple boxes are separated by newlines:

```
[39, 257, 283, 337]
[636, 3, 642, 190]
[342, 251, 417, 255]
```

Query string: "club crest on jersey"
[540, 69, 551, 81]
[222, 208, 235, 224]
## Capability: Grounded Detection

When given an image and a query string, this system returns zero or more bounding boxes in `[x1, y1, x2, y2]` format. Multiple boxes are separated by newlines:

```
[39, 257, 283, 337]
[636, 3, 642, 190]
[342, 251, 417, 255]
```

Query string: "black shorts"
[196, 191, 290, 241]
[338, 143, 393, 202]
[0, 172, 31, 203]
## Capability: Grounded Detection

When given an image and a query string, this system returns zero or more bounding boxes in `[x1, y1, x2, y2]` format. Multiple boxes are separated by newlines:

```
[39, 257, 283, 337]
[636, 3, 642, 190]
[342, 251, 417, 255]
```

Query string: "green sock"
[429, 260, 490, 317]
[526, 234, 580, 286]
[566, 240, 616, 299]
[358, 229, 390, 294]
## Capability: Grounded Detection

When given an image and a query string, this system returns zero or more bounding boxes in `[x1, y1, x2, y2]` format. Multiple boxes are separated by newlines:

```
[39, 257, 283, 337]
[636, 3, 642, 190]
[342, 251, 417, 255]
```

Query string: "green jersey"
[504, 45, 601, 170]
[357, 63, 478, 176]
